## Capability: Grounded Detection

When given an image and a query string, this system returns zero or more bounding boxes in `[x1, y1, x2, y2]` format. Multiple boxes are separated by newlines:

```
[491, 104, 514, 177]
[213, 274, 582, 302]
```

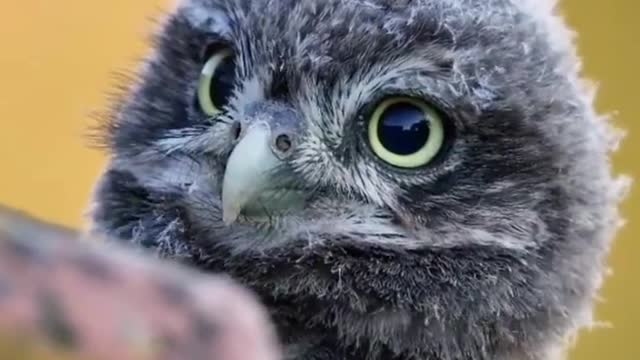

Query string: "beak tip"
[222, 207, 240, 226]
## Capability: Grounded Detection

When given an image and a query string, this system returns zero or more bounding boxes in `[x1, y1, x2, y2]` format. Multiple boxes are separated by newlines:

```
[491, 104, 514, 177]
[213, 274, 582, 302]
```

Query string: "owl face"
[101, 0, 573, 252]
[93, 0, 623, 357]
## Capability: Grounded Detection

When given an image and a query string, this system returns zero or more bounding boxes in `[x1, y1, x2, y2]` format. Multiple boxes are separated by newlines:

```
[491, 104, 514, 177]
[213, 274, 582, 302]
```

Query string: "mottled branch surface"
[0, 206, 281, 360]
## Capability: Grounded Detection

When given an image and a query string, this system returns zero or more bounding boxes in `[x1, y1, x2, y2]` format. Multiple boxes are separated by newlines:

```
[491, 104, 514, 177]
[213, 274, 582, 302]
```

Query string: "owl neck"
[191, 241, 552, 360]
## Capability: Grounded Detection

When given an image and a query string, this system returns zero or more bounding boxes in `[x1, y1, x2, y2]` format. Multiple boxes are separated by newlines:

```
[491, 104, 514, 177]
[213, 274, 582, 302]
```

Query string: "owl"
[90, 0, 627, 359]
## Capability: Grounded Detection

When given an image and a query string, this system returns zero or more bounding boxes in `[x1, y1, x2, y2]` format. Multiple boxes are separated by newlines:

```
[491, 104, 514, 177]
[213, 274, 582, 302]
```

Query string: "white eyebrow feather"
[175, 0, 232, 36]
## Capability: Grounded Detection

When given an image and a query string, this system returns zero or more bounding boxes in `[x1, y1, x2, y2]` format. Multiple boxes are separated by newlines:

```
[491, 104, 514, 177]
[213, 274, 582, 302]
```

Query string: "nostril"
[231, 121, 242, 140]
[275, 134, 293, 153]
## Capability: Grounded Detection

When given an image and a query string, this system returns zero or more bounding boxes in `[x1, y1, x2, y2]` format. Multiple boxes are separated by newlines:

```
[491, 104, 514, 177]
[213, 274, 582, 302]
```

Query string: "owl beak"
[221, 124, 305, 225]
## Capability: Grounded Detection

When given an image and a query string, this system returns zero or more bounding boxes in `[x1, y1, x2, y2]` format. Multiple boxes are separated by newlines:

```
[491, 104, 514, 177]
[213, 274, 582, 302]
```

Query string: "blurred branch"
[0, 206, 281, 360]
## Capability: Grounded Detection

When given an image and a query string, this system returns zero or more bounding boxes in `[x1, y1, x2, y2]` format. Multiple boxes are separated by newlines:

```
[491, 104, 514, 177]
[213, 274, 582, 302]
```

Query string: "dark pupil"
[210, 55, 236, 109]
[377, 103, 430, 155]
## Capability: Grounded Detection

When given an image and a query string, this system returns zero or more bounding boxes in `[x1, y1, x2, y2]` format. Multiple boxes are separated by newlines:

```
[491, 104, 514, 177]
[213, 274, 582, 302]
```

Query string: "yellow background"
[0, 1, 637, 358]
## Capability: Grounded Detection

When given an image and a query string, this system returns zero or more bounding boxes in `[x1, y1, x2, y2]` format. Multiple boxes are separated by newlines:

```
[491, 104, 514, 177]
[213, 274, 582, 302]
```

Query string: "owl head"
[91, 0, 627, 358]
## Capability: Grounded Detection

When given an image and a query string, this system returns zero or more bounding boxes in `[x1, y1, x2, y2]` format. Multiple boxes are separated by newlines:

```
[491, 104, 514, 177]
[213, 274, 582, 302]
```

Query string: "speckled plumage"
[90, 0, 627, 359]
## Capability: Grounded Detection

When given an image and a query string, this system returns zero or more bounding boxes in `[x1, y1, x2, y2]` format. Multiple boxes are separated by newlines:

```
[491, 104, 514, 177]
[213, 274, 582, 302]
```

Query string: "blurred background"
[0, 1, 637, 358]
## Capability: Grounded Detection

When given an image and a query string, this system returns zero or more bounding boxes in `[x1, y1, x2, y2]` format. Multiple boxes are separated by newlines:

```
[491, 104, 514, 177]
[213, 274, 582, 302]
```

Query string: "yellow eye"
[368, 97, 445, 168]
[197, 48, 235, 116]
